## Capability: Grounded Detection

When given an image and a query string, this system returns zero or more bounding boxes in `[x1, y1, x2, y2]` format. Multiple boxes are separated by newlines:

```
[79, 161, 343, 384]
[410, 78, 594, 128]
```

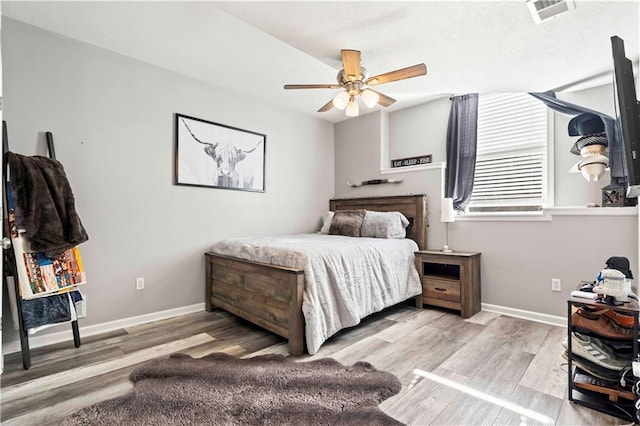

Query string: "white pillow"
[360, 211, 410, 239]
[319, 211, 334, 234]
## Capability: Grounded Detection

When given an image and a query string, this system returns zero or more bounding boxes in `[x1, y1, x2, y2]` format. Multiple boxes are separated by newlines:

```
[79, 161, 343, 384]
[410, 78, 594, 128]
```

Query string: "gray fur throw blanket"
[62, 352, 403, 425]
[7, 152, 88, 258]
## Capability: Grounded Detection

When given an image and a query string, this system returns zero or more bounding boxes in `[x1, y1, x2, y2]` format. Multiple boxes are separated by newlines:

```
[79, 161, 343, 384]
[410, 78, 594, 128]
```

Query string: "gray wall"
[555, 84, 615, 206]
[2, 16, 636, 344]
[450, 215, 637, 316]
[388, 96, 450, 163]
[335, 111, 385, 192]
[386, 85, 619, 208]
[1, 19, 334, 343]
[335, 92, 638, 318]
[334, 110, 446, 255]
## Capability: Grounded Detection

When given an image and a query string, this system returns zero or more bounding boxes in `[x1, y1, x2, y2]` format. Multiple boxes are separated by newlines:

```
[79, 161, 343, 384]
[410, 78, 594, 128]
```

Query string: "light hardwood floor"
[0, 303, 628, 425]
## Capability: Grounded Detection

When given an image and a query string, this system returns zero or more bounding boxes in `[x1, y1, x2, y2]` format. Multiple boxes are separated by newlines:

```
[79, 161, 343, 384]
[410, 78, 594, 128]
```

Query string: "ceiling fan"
[284, 49, 427, 117]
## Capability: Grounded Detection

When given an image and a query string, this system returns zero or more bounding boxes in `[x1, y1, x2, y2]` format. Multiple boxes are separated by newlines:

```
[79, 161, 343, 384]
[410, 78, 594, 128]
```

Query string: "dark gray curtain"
[445, 94, 479, 211]
[529, 91, 626, 187]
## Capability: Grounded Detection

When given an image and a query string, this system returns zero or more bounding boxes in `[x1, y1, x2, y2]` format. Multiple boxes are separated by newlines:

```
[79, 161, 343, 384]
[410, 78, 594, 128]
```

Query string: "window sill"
[455, 205, 638, 222]
[455, 211, 551, 222]
[546, 206, 638, 216]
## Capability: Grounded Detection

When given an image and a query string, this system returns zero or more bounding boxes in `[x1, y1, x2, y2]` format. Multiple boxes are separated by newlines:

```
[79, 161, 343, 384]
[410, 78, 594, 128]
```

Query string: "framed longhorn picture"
[175, 113, 266, 192]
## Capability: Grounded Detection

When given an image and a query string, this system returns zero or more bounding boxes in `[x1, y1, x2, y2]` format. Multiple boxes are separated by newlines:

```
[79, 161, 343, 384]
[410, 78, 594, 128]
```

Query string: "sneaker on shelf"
[562, 332, 631, 371]
[603, 339, 634, 355]
[562, 351, 624, 382]
[571, 311, 634, 340]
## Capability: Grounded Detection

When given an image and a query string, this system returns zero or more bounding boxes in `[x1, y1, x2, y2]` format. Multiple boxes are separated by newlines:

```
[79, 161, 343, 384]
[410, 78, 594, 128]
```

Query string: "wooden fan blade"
[318, 99, 334, 112]
[284, 84, 342, 89]
[341, 50, 361, 81]
[368, 89, 396, 107]
[365, 63, 427, 86]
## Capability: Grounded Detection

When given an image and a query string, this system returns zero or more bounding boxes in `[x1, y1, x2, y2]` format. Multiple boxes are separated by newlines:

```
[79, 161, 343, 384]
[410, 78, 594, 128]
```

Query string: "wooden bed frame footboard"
[205, 194, 427, 356]
[205, 253, 305, 355]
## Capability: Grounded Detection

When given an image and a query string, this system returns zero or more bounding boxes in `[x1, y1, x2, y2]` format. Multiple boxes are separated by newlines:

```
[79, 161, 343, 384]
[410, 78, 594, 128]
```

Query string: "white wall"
[335, 91, 638, 318]
[1, 19, 334, 344]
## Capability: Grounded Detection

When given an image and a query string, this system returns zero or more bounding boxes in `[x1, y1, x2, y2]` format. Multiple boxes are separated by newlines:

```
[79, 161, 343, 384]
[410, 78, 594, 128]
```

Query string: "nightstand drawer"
[422, 277, 461, 302]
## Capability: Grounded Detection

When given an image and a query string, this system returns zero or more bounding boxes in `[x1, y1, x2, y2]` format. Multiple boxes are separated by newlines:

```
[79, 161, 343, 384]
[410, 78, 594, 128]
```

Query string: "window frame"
[465, 93, 554, 215]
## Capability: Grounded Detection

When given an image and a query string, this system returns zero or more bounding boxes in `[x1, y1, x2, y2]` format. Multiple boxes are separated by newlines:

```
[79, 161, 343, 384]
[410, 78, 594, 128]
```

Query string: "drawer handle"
[434, 287, 448, 292]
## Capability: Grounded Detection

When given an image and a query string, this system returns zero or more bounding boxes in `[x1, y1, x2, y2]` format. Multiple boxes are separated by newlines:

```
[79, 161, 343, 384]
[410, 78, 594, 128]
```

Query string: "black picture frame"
[601, 186, 625, 207]
[174, 114, 266, 192]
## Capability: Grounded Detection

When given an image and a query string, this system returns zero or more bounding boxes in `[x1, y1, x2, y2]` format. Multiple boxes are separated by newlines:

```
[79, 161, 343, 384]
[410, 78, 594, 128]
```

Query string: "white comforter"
[209, 233, 421, 354]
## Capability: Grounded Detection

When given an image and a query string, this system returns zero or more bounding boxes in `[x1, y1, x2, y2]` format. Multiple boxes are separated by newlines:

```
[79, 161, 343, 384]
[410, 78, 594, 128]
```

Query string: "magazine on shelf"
[7, 184, 87, 299]
[10, 232, 87, 300]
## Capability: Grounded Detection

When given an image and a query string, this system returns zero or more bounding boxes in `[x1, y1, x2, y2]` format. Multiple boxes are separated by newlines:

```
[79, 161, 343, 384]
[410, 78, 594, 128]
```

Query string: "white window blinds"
[469, 93, 548, 212]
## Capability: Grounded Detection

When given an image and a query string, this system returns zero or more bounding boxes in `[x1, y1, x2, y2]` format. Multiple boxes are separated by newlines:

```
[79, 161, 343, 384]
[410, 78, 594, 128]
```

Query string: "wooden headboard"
[329, 194, 428, 250]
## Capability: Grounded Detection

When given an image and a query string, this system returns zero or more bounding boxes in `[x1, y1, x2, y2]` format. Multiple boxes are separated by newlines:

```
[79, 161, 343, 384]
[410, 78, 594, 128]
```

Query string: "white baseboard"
[3, 303, 206, 355]
[482, 303, 566, 327]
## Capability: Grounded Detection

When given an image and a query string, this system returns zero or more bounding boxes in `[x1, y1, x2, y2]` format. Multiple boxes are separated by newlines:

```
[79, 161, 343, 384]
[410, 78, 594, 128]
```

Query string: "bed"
[205, 194, 428, 356]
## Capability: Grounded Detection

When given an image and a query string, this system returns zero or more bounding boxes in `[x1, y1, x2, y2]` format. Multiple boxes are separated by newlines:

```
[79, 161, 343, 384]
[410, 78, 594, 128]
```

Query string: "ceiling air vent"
[527, 0, 575, 24]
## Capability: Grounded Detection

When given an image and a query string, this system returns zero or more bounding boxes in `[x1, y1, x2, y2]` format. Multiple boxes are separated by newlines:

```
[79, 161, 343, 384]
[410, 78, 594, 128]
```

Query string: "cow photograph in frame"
[175, 113, 266, 192]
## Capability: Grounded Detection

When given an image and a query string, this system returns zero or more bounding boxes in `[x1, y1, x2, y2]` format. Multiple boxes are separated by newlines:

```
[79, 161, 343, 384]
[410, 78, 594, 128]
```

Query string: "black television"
[611, 35, 640, 198]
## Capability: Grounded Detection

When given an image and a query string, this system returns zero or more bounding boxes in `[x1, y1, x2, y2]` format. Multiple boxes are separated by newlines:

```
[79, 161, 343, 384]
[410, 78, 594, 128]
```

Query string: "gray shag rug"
[62, 352, 403, 425]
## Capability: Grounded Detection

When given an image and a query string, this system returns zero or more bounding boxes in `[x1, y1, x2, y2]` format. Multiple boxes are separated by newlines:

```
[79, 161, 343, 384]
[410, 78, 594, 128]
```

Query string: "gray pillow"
[328, 209, 366, 237]
[361, 211, 410, 239]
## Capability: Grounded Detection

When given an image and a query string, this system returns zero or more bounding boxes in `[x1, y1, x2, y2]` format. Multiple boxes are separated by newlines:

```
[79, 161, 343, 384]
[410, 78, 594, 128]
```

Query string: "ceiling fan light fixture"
[361, 89, 379, 108]
[332, 91, 350, 110]
[283, 48, 427, 118]
[345, 96, 359, 117]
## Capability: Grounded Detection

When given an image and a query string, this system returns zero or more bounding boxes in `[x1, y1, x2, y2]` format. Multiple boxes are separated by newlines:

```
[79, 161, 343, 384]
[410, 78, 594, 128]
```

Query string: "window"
[468, 93, 549, 213]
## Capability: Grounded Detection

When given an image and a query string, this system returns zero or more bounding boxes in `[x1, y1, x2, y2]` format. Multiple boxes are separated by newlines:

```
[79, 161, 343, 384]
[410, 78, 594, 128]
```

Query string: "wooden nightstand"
[415, 250, 481, 318]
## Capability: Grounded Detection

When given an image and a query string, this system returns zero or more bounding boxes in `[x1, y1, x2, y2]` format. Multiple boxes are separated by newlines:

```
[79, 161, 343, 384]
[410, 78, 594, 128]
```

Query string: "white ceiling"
[3, 1, 639, 123]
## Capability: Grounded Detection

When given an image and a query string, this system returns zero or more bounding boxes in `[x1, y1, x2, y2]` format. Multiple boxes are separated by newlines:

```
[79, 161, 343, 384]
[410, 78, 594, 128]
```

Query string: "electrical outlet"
[136, 277, 145, 290]
[551, 278, 561, 292]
